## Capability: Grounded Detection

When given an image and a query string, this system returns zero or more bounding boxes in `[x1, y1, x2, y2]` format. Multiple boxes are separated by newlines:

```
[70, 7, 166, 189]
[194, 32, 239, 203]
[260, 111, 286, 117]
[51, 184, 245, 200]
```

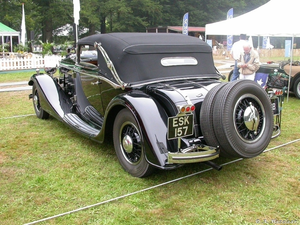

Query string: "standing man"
[237, 42, 260, 80]
[230, 34, 248, 81]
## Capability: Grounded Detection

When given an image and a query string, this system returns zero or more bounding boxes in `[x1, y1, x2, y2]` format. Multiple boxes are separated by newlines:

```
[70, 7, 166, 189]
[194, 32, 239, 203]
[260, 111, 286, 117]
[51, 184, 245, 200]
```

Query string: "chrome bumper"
[167, 145, 220, 164]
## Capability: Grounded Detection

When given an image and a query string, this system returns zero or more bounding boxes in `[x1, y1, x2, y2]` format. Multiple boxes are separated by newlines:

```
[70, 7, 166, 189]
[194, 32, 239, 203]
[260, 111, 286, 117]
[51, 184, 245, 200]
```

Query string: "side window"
[80, 45, 98, 65]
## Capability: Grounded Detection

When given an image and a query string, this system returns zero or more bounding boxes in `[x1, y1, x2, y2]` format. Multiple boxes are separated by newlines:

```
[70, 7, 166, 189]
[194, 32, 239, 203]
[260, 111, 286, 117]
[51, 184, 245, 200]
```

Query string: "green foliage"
[39, 40, 54, 56]
[13, 44, 29, 53]
[56, 41, 74, 57]
[0, 43, 9, 52]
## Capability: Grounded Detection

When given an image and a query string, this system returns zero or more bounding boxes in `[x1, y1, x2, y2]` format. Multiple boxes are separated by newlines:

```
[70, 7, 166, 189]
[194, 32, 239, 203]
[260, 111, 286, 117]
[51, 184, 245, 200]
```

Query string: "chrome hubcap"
[243, 102, 259, 135]
[234, 94, 265, 143]
[122, 135, 133, 153]
[119, 121, 142, 165]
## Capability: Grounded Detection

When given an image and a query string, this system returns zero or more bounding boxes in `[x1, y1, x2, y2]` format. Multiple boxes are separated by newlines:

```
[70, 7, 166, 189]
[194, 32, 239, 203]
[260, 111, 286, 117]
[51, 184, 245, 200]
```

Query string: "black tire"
[32, 85, 49, 119]
[113, 108, 154, 177]
[292, 76, 300, 99]
[200, 82, 228, 151]
[212, 80, 274, 158]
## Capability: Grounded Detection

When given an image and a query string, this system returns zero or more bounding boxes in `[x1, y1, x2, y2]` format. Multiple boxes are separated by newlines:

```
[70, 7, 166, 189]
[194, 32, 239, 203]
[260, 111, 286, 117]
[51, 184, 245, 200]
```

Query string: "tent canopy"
[0, 22, 19, 36]
[205, 0, 300, 37]
[0, 22, 20, 52]
[206, 0, 298, 101]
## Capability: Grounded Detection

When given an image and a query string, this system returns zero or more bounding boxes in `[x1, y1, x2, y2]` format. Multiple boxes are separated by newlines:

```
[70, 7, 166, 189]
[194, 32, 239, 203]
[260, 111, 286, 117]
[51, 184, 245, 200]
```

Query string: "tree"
[0, 0, 270, 47]
[80, 0, 103, 34]
[33, 0, 73, 43]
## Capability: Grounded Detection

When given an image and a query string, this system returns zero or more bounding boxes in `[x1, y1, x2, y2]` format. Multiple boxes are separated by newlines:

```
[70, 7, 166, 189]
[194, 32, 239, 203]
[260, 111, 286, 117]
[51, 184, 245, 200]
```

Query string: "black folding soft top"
[78, 33, 218, 85]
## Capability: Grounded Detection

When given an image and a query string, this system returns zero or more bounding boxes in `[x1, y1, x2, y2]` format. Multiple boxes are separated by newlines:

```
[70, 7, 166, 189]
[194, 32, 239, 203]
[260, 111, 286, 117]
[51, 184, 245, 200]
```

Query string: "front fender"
[99, 91, 170, 168]
[29, 74, 71, 120]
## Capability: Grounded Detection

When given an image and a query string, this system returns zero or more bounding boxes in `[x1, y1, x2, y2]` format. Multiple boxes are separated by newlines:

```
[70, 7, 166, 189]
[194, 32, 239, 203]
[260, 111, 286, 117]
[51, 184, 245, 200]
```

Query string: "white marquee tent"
[205, 0, 300, 37]
[205, 0, 300, 100]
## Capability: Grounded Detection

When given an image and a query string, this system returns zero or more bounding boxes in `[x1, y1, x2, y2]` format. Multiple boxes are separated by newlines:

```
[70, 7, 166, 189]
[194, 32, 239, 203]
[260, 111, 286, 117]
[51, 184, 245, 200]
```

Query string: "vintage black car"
[281, 61, 300, 99]
[29, 33, 275, 177]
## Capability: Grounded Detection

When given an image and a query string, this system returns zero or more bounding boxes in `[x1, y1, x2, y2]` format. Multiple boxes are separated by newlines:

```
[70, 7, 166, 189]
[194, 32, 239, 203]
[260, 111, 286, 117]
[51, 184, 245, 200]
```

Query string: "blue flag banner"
[285, 40, 291, 57]
[227, 8, 233, 51]
[262, 36, 268, 49]
[182, 12, 189, 35]
[255, 73, 268, 89]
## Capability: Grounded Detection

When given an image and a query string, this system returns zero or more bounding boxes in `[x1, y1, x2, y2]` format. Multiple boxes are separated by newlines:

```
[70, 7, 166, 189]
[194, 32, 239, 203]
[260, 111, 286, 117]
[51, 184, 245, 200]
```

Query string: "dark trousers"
[231, 60, 240, 81]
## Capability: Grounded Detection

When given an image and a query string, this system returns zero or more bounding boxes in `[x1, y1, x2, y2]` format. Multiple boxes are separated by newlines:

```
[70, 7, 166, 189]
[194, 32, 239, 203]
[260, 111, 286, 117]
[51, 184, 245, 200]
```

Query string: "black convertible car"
[29, 33, 276, 177]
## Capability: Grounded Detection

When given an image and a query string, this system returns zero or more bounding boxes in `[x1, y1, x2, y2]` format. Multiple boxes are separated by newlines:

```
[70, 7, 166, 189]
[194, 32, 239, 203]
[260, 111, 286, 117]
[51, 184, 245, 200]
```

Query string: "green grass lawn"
[0, 72, 299, 225]
[0, 71, 35, 83]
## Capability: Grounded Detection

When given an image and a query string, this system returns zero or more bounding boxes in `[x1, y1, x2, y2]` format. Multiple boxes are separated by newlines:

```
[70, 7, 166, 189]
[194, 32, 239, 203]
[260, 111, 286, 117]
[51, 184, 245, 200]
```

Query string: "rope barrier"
[0, 114, 35, 120]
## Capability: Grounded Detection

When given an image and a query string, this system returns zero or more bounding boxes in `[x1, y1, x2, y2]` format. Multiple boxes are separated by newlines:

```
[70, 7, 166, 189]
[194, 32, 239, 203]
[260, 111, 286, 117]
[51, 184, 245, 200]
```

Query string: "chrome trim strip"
[60, 63, 122, 89]
[94, 42, 127, 90]
[129, 76, 218, 88]
[161, 57, 198, 67]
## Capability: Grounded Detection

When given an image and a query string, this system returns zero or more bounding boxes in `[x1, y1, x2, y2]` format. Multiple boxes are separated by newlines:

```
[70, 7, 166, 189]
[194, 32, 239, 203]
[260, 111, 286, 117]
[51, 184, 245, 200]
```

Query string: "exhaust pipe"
[203, 161, 222, 171]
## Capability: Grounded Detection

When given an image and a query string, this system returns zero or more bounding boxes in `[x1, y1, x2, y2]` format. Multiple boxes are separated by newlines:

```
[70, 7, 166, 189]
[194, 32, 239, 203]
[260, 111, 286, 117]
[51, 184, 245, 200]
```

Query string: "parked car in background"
[228, 61, 300, 99]
[29, 33, 276, 177]
[281, 61, 300, 99]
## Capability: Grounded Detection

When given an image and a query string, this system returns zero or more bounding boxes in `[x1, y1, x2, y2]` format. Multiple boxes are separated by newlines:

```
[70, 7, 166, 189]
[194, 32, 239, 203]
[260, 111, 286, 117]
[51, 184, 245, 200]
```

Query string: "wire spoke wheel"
[113, 108, 154, 177]
[119, 121, 142, 165]
[32, 85, 49, 119]
[234, 94, 265, 142]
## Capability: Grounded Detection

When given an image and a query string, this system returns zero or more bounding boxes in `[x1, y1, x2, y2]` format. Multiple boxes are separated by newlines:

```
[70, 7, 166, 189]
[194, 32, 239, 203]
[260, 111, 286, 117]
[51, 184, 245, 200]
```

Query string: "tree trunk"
[89, 24, 96, 35]
[101, 16, 106, 34]
[42, 18, 53, 43]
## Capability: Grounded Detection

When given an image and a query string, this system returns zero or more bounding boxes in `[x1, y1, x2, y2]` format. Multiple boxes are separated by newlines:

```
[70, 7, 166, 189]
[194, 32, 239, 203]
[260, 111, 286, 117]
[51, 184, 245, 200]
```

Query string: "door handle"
[91, 81, 101, 85]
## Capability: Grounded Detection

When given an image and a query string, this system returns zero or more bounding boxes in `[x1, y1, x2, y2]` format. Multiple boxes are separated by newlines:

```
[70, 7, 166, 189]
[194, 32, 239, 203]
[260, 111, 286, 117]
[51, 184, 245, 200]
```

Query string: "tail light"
[178, 104, 195, 114]
[274, 89, 283, 95]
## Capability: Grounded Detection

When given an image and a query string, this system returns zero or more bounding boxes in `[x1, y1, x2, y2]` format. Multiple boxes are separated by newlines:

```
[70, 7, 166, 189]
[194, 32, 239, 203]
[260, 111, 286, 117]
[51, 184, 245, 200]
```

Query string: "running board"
[63, 113, 100, 138]
[84, 105, 104, 127]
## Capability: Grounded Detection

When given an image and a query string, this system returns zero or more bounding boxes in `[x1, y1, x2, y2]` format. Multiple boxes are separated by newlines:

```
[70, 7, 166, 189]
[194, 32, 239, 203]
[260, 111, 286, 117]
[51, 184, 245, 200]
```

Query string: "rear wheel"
[113, 108, 154, 177]
[32, 85, 49, 119]
[292, 76, 300, 99]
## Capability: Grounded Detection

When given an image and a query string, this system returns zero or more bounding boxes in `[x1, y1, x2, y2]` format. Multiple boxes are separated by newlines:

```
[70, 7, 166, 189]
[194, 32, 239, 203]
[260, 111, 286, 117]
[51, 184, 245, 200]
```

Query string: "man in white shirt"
[230, 34, 248, 81]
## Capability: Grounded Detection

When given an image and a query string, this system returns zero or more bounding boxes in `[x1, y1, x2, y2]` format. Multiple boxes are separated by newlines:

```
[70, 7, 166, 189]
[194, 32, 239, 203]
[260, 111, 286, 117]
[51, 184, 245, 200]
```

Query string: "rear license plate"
[167, 114, 194, 140]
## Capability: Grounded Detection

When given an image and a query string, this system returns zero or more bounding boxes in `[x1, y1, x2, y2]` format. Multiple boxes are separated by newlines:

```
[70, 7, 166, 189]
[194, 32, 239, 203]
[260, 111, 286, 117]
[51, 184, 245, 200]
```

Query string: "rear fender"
[101, 91, 170, 168]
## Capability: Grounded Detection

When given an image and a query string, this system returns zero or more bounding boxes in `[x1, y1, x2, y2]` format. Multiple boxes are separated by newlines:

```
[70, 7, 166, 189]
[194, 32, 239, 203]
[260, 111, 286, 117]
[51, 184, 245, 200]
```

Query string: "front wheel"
[113, 108, 154, 177]
[292, 76, 300, 99]
[32, 85, 49, 119]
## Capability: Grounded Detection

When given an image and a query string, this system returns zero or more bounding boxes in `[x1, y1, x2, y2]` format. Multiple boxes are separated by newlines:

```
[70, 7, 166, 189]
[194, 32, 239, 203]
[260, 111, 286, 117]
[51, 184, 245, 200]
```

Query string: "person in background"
[230, 34, 248, 81]
[237, 42, 260, 80]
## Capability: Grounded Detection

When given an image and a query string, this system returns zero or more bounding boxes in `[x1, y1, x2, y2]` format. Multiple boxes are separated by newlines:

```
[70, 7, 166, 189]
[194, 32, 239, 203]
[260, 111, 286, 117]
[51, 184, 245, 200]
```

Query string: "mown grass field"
[0, 71, 299, 225]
